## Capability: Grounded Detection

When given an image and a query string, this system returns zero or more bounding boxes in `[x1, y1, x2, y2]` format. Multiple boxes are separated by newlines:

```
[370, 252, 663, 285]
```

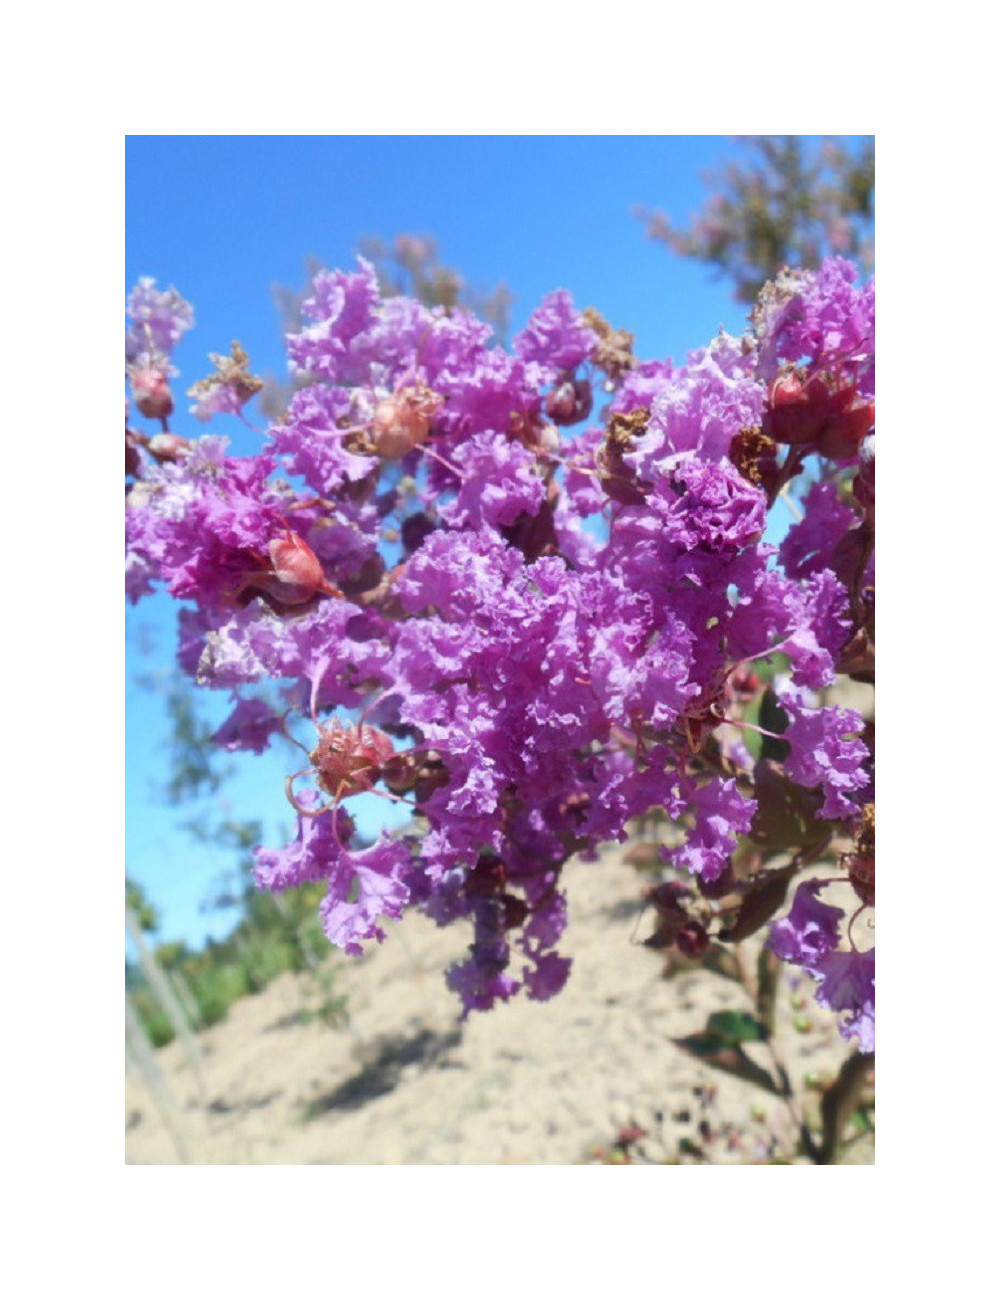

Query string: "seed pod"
[309, 721, 395, 800]
[763, 369, 873, 459]
[502, 894, 529, 930]
[400, 511, 437, 555]
[371, 386, 443, 459]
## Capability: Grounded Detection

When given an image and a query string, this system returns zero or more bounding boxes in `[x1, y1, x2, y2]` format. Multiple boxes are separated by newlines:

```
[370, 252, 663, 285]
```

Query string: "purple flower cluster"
[125, 277, 195, 371]
[126, 257, 875, 1048]
[769, 880, 874, 1052]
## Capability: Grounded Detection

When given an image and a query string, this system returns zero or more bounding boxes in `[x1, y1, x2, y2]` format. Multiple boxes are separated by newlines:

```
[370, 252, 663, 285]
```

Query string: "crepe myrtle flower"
[125, 276, 194, 369]
[211, 697, 285, 755]
[811, 946, 875, 1053]
[254, 796, 414, 956]
[768, 880, 844, 967]
[513, 288, 599, 378]
[663, 776, 756, 884]
[126, 257, 875, 1029]
[768, 882, 874, 1053]
[777, 685, 870, 821]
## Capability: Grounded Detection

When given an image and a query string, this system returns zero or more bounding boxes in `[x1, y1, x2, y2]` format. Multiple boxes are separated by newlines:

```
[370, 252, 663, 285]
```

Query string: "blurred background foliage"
[638, 135, 874, 302]
[127, 842, 349, 1047]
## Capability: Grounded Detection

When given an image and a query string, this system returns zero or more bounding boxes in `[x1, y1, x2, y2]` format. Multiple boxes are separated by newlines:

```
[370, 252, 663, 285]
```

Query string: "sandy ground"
[125, 840, 874, 1166]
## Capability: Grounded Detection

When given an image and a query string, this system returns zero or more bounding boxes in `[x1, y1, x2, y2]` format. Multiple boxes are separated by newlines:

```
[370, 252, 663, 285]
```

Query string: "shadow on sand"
[301, 1025, 464, 1120]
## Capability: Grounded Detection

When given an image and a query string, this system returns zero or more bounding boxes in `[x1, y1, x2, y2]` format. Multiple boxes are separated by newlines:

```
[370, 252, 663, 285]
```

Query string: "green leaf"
[741, 695, 764, 761]
[705, 1010, 767, 1045]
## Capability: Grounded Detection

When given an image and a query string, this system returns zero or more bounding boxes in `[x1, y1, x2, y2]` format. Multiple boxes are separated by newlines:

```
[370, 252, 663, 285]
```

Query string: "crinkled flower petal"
[513, 288, 598, 377]
[320, 836, 413, 956]
[778, 685, 869, 820]
[811, 947, 875, 1053]
[664, 777, 756, 883]
[768, 880, 845, 966]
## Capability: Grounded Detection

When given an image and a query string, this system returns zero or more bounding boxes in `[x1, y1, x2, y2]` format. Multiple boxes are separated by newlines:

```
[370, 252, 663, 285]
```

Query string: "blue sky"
[125, 135, 865, 949]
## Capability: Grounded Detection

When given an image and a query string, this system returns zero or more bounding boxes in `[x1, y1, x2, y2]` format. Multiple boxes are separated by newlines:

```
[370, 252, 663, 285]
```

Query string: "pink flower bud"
[816, 394, 874, 460]
[544, 375, 592, 426]
[130, 367, 174, 420]
[147, 432, 189, 463]
[235, 529, 345, 611]
[268, 533, 322, 586]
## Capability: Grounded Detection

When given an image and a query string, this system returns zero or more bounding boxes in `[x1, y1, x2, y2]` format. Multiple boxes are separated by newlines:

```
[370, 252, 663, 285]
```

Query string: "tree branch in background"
[638, 136, 874, 303]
